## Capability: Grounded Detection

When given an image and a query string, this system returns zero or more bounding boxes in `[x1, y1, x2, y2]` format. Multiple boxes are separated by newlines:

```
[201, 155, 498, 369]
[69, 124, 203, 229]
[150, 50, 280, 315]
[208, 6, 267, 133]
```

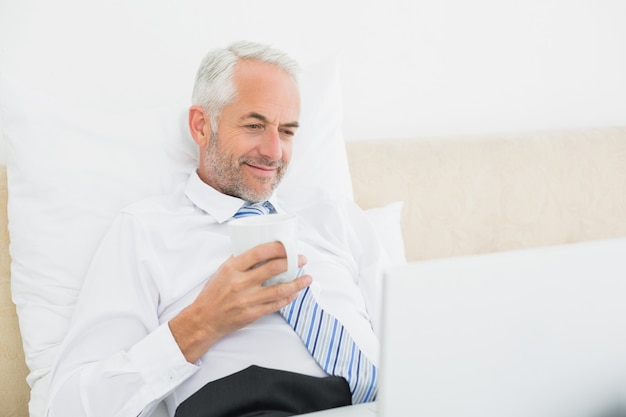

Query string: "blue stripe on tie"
[291, 287, 309, 330]
[363, 364, 377, 402]
[323, 319, 339, 370]
[353, 351, 362, 399]
[284, 299, 296, 323]
[306, 303, 319, 348]
[310, 309, 322, 356]
[332, 327, 344, 374]
[347, 343, 356, 381]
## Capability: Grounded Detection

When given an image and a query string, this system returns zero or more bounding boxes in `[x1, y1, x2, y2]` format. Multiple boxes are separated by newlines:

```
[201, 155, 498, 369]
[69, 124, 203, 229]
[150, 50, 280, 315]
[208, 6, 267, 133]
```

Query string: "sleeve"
[45, 213, 199, 417]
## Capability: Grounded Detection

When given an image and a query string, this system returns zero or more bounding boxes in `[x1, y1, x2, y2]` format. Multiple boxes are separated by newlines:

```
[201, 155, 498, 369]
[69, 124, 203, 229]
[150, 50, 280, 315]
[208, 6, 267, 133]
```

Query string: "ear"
[188, 105, 212, 147]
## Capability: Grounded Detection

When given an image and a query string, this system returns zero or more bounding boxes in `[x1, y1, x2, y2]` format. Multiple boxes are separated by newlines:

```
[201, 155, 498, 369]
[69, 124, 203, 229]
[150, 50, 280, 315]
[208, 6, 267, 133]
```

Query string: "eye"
[247, 123, 263, 130]
[279, 128, 295, 137]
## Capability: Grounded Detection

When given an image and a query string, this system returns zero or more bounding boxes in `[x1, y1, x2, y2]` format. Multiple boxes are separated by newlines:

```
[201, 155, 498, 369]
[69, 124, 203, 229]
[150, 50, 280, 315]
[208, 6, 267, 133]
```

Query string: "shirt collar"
[184, 170, 281, 223]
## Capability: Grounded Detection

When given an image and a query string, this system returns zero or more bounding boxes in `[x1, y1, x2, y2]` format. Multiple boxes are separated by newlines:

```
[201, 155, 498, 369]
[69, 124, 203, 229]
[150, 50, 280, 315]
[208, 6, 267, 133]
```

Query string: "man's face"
[198, 60, 300, 203]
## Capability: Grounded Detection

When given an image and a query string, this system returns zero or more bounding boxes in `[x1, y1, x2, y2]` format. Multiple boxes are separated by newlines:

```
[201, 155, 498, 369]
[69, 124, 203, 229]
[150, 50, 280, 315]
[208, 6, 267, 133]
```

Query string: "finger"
[246, 256, 291, 285]
[223, 273, 313, 331]
[298, 254, 307, 268]
[235, 241, 287, 271]
[256, 274, 313, 313]
[249, 254, 309, 286]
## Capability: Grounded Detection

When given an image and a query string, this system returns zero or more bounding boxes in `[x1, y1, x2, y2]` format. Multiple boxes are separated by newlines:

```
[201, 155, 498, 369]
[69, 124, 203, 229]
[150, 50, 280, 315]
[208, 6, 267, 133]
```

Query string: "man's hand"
[169, 241, 311, 363]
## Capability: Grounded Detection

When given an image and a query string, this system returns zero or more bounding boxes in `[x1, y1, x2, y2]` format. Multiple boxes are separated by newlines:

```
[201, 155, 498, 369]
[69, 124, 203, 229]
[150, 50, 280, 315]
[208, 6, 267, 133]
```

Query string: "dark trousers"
[175, 365, 352, 417]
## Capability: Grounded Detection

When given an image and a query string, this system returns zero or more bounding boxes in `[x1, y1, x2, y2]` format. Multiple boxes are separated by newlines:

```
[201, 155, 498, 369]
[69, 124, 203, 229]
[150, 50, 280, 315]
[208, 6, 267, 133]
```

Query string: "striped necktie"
[232, 202, 379, 404]
[233, 201, 275, 217]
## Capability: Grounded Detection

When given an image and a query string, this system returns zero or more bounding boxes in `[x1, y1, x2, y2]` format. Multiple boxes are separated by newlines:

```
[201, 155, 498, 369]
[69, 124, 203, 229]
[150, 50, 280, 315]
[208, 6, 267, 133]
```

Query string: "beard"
[202, 132, 287, 203]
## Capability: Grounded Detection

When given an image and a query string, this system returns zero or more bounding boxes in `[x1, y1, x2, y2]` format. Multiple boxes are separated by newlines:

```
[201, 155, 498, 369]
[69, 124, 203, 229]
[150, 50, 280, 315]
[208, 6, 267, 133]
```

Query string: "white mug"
[229, 213, 298, 286]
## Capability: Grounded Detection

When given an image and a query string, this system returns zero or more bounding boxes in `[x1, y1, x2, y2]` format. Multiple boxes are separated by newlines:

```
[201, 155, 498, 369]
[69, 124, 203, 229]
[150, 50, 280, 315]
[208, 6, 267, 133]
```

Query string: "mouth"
[241, 156, 284, 176]
[243, 162, 280, 178]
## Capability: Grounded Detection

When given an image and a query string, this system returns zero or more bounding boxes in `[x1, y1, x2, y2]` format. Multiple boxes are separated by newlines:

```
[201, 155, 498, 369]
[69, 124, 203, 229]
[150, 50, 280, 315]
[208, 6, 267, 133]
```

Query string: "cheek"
[281, 141, 293, 163]
[220, 137, 250, 162]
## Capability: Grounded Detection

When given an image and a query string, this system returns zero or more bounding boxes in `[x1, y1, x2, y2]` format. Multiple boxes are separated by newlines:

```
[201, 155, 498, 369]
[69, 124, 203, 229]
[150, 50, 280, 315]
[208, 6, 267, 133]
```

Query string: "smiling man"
[46, 41, 383, 417]
[191, 57, 300, 204]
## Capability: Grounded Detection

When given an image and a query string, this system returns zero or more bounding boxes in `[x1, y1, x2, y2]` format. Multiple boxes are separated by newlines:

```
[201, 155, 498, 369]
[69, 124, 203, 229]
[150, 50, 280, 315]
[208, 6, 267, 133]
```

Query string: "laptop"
[302, 237, 626, 416]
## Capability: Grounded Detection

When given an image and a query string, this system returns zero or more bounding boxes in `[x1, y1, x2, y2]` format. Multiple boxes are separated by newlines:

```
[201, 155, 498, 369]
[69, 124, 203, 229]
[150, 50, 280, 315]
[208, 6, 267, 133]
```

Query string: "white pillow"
[365, 201, 407, 266]
[0, 55, 352, 417]
[279, 55, 353, 202]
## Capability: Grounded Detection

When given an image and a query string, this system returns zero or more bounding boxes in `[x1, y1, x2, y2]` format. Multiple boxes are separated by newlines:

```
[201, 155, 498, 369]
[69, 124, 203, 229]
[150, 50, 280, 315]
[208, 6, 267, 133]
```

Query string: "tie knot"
[233, 201, 275, 218]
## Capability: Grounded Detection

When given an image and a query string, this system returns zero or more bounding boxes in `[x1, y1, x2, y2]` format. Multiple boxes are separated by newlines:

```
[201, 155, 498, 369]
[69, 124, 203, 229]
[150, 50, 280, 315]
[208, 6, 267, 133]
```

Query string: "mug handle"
[263, 239, 298, 287]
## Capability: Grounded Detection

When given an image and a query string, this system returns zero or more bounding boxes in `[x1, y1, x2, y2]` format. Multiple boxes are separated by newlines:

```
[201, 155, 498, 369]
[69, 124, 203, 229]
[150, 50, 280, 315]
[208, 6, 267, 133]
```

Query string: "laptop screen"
[379, 237, 626, 417]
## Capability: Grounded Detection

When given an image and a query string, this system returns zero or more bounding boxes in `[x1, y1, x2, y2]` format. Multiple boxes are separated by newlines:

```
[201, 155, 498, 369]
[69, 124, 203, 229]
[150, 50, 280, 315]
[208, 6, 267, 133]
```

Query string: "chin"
[238, 188, 274, 203]
[247, 180, 279, 200]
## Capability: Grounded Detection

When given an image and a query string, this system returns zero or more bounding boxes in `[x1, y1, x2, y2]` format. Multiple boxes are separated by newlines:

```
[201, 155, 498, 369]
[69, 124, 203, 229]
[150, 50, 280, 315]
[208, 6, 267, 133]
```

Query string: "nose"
[259, 128, 283, 161]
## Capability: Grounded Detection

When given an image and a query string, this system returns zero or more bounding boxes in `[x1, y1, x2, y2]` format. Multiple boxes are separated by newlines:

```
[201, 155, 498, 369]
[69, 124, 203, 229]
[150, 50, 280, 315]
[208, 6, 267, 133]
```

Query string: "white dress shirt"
[46, 170, 386, 417]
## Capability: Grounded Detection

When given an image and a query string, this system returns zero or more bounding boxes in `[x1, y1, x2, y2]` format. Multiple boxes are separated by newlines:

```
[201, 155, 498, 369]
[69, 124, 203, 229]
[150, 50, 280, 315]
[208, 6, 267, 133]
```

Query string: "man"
[46, 41, 384, 417]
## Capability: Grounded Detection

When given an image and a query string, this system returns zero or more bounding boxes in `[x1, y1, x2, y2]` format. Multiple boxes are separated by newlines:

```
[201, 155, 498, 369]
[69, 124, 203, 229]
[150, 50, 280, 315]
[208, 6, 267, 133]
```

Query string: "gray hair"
[191, 40, 300, 129]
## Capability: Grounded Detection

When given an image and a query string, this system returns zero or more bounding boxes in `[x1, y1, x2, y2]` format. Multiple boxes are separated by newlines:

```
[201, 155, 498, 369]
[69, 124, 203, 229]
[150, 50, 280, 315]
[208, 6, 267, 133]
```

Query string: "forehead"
[226, 60, 300, 122]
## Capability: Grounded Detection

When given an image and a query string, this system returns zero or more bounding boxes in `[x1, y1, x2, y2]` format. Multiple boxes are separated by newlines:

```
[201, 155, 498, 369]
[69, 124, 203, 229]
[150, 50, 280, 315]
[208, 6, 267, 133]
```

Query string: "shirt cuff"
[128, 321, 200, 400]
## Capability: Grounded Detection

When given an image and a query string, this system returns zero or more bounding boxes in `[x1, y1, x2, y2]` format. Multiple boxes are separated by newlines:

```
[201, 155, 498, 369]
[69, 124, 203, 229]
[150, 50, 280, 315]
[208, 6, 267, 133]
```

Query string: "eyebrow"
[244, 112, 300, 129]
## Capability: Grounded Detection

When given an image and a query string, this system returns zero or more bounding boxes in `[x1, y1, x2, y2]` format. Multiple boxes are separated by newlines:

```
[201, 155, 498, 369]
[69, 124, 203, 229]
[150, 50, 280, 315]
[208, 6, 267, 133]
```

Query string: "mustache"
[238, 156, 285, 169]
